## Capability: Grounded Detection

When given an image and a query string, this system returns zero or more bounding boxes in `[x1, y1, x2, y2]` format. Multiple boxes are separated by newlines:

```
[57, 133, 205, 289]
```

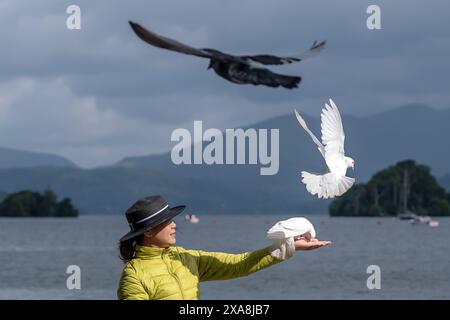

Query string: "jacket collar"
[135, 245, 172, 259]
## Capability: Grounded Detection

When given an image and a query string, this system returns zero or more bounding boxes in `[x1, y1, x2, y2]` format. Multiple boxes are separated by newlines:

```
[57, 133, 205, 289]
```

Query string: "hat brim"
[119, 205, 185, 242]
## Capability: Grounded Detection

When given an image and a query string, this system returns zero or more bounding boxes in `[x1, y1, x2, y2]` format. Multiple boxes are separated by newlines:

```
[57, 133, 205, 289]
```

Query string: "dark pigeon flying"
[129, 21, 326, 89]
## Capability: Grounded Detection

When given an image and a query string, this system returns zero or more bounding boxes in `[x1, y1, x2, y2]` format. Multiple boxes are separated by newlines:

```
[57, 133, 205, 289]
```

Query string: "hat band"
[129, 204, 169, 231]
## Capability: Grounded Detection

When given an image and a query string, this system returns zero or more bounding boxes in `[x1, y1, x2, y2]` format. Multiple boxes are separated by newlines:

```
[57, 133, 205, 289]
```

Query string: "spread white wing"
[294, 109, 325, 158]
[321, 99, 345, 157]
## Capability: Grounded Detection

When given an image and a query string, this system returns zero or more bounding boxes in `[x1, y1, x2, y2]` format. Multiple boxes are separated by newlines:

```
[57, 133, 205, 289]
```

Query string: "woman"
[117, 195, 331, 300]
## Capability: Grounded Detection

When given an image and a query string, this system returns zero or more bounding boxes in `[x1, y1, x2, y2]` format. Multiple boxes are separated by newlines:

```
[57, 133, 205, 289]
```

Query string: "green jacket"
[117, 245, 281, 300]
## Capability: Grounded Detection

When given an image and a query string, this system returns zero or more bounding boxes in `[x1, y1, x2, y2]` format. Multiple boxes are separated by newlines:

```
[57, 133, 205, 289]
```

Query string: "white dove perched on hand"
[294, 99, 355, 199]
[267, 217, 331, 259]
[267, 217, 316, 240]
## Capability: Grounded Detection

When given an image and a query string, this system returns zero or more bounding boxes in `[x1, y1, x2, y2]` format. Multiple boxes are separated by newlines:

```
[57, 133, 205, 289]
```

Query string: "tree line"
[0, 189, 79, 217]
[330, 160, 450, 216]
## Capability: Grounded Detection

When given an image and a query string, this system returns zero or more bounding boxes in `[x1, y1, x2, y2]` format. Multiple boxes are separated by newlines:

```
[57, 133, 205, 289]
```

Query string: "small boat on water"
[428, 220, 439, 227]
[185, 214, 200, 223]
[399, 212, 439, 227]
[399, 212, 418, 220]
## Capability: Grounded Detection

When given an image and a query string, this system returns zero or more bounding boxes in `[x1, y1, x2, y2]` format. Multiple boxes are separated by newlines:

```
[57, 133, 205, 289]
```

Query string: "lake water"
[0, 215, 449, 300]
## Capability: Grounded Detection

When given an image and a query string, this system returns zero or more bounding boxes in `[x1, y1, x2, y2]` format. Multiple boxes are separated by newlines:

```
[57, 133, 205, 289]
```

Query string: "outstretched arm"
[269, 236, 332, 260]
[191, 237, 332, 282]
[189, 247, 281, 282]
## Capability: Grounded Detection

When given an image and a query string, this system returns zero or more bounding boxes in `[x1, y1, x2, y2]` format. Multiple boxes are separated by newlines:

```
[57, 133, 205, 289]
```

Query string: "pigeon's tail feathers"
[227, 64, 301, 89]
[301, 171, 354, 199]
[336, 175, 355, 196]
[301, 171, 325, 198]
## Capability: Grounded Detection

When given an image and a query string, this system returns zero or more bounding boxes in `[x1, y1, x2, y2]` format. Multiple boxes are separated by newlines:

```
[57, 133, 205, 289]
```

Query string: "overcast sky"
[0, 0, 449, 167]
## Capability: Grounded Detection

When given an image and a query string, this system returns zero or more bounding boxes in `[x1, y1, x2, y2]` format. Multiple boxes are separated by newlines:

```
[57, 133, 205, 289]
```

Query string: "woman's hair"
[118, 234, 144, 263]
[118, 219, 181, 263]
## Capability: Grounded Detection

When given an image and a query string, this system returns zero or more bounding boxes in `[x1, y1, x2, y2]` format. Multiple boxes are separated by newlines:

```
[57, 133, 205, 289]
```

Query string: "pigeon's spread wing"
[321, 99, 345, 156]
[294, 110, 326, 158]
[241, 40, 326, 65]
[129, 21, 212, 59]
[229, 64, 301, 89]
[201, 48, 246, 63]
[301, 171, 354, 199]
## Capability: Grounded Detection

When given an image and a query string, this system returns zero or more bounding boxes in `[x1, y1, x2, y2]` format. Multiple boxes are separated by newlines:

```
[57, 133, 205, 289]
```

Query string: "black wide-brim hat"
[119, 195, 185, 242]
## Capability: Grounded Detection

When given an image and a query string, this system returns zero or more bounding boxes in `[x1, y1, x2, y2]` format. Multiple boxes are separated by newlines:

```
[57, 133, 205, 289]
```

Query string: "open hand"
[294, 236, 332, 251]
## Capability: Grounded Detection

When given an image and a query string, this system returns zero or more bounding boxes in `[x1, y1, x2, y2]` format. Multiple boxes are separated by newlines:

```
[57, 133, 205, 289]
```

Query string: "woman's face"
[144, 219, 177, 248]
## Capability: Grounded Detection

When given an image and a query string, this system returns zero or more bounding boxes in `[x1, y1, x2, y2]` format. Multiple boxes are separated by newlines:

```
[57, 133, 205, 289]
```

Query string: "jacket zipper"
[162, 250, 185, 300]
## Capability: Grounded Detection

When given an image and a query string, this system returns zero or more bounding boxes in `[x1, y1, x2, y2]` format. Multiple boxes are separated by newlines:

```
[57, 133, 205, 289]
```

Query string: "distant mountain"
[0, 104, 448, 215]
[119, 103, 450, 179]
[0, 147, 76, 169]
